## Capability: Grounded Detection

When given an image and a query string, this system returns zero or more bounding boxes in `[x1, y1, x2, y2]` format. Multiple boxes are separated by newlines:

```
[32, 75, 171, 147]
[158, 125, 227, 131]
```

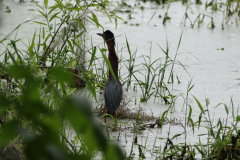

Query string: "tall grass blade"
[28, 32, 36, 57]
[147, 11, 156, 24]
[7, 49, 17, 65]
[223, 103, 229, 114]
[100, 48, 117, 83]
[89, 46, 96, 69]
[168, 31, 183, 83]
[10, 40, 23, 64]
[80, 67, 97, 101]
[193, 95, 205, 114]
[0, 19, 33, 43]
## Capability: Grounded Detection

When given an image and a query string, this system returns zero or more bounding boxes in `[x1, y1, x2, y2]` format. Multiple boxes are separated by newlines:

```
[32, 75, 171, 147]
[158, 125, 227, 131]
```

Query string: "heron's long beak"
[97, 33, 104, 37]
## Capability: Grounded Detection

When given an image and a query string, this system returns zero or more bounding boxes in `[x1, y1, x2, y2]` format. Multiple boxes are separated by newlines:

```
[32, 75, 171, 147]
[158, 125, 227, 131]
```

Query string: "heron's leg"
[104, 109, 107, 123]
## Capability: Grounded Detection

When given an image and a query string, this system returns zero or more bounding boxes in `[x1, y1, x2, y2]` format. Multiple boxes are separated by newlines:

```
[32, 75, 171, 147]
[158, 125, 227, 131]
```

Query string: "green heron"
[97, 30, 123, 125]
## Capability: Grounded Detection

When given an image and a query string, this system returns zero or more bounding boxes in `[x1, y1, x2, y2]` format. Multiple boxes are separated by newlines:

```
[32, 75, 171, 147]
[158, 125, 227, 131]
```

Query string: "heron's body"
[97, 30, 122, 125]
[104, 78, 122, 116]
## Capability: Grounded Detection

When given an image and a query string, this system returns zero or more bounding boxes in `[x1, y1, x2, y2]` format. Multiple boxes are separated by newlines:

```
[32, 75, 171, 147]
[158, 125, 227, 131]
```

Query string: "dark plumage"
[97, 30, 115, 45]
[97, 30, 122, 124]
[104, 78, 122, 115]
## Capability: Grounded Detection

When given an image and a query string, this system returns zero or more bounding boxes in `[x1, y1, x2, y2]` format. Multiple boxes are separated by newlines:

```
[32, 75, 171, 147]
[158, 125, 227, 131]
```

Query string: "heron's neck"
[106, 41, 118, 81]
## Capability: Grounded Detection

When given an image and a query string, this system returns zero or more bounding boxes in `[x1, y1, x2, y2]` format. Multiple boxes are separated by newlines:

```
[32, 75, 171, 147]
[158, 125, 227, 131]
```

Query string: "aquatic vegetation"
[123, 37, 138, 91]
[117, 0, 240, 28]
[1, 0, 240, 159]
[0, 0, 125, 159]
[181, 12, 215, 28]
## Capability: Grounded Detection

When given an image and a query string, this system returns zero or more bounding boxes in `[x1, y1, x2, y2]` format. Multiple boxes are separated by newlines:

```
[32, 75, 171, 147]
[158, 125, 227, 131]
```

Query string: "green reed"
[123, 37, 138, 91]
[131, 43, 159, 102]
[0, 0, 126, 159]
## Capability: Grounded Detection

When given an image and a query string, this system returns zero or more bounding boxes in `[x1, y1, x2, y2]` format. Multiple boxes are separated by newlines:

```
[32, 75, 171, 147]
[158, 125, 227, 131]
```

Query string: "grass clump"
[0, 0, 125, 159]
[2, 0, 240, 159]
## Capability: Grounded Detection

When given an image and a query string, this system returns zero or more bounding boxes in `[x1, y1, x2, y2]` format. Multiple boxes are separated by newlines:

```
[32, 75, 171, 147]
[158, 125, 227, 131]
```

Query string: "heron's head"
[97, 30, 115, 45]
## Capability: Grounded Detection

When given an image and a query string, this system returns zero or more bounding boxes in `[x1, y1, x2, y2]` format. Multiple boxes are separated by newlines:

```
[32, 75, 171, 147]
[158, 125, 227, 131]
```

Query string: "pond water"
[0, 0, 240, 159]
[92, 1, 240, 158]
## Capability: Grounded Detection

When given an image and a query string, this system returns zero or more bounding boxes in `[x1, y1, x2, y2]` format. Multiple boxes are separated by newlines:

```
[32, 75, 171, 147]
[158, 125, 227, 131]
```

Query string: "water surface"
[1, 0, 240, 159]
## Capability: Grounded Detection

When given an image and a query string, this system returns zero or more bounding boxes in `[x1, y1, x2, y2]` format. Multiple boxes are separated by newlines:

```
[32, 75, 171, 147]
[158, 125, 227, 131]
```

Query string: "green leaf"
[0, 121, 19, 145]
[193, 95, 205, 114]
[103, 8, 112, 23]
[67, 39, 74, 52]
[28, 32, 36, 57]
[189, 118, 195, 134]
[195, 145, 204, 156]
[49, 12, 60, 22]
[116, 15, 124, 21]
[42, 26, 45, 39]
[89, 47, 96, 69]
[126, 37, 131, 56]
[45, 34, 51, 42]
[48, 5, 58, 15]
[75, 31, 84, 39]
[236, 115, 240, 122]
[44, 0, 48, 8]
[92, 13, 100, 28]
[55, 0, 65, 8]
[231, 123, 238, 134]
[100, 48, 107, 52]
[10, 40, 23, 64]
[172, 133, 182, 140]
[187, 105, 192, 123]
[37, 9, 47, 19]
[161, 110, 168, 130]
[147, 11, 156, 25]
[95, 82, 104, 88]
[198, 113, 202, 130]
[188, 84, 194, 92]
[223, 103, 229, 114]
[75, 19, 86, 31]
[115, 18, 117, 29]
[49, 68, 74, 86]
[59, 80, 66, 95]
[7, 65, 32, 80]
[205, 98, 210, 107]
[100, 48, 117, 83]
[35, 2, 44, 11]
[7, 49, 17, 65]
[33, 21, 47, 26]
[81, 68, 97, 101]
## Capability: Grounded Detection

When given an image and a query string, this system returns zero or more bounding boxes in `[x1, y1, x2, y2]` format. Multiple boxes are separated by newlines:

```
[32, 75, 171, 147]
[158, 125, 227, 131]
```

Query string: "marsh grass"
[0, 1, 126, 159]
[121, 0, 240, 29]
[96, 60, 240, 159]
[181, 12, 215, 28]
[96, 33, 184, 104]
[94, 101, 155, 121]
[132, 52, 159, 102]
[123, 37, 138, 91]
[163, 4, 171, 25]
[1, 0, 240, 159]
[181, 0, 240, 29]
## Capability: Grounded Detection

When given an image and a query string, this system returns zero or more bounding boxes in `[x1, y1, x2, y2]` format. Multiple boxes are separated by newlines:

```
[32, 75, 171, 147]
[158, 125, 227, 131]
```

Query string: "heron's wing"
[105, 79, 122, 115]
